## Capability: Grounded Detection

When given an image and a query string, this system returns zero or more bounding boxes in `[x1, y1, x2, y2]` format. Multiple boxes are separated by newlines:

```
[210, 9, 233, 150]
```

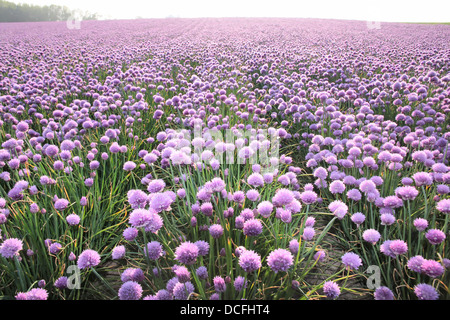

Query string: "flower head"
[238, 249, 261, 273]
[323, 281, 340, 299]
[77, 249, 101, 269]
[362, 229, 381, 244]
[351, 212, 366, 226]
[243, 219, 263, 237]
[174, 242, 199, 265]
[118, 281, 143, 300]
[389, 240, 408, 256]
[146, 241, 163, 260]
[172, 282, 195, 300]
[374, 286, 394, 300]
[425, 229, 446, 245]
[436, 199, 450, 214]
[341, 252, 362, 270]
[267, 248, 294, 273]
[209, 224, 224, 239]
[421, 259, 445, 278]
[112, 245, 126, 260]
[414, 283, 439, 300]
[0, 238, 23, 258]
[413, 218, 428, 231]
[272, 189, 294, 207]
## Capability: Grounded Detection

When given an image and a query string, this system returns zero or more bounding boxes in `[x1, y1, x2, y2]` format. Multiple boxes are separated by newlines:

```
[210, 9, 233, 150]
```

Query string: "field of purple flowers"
[0, 18, 449, 300]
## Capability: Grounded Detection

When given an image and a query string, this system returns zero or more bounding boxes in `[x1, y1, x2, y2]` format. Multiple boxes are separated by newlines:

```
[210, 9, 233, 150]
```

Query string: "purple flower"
[425, 229, 446, 245]
[54, 198, 69, 211]
[263, 173, 274, 184]
[54, 276, 68, 289]
[341, 252, 362, 270]
[145, 241, 163, 260]
[329, 180, 345, 194]
[173, 282, 195, 300]
[21, 288, 48, 300]
[243, 219, 263, 237]
[389, 240, 408, 256]
[145, 211, 163, 233]
[129, 209, 152, 228]
[374, 286, 394, 300]
[267, 248, 294, 273]
[313, 167, 328, 180]
[80, 196, 88, 206]
[238, 249, 261, 273]
[49, 242, 62, 254]
[314, 250, 326, 262]
[412, 172, 433, 187]
[413, 218, 428, 231]
[89, 160, 100, 170]
[289, 239, 299, 255]
[246, 189, 260, 202]
[302, 227, 315, 241]
[359, 180, 376, 193]
[323, 281, 340, 299]
[213, 276, 226, 293]
[414, 283, 439, 300]
[112, 245, 126, 260]
[436, 184, 450, 195]
[210, 178, 226, 192]
[174, 241, 199, 265]
[300, 190, 318, 204]
[351, 212, 366, 226]
[247, 173, 265, 187]
[436, 199, 450, 214]
[77, 249, 101, 269]
[328, 200, 348, 219]
[395, 186, 419, 200]
[209, 224, 224, 239]
[147, 179, 166, 193]
[362, 229, 381, 244]
[66, 213, 80, 226]
[232, 191, 246, 203]
[347, 189, 362, 201]
[200, 202, 214, 216]
[149, 192, 173, 212]
[234, 276, 247, 292]
[0, 238, 23, 258]
[123, 227, 139, 241]
[407, 255, 425, 273]
[45, 145, 59, 157]
[194, 240, 209, 256]
[127, 189, 148, 209]
[279, 208, 292, 223]
[380, 213, 396, 226]
[121, 268, 145, 283]
[383, 196, 403, 208]
[272, 189, 294, 206]
[196, 266, 208, 280]
[118, 281, 143, 300]
[154, 289, 172, 300]
[421, 259, 444, 278]
[257, 201, 273, 218]
[380, 240, 396, 258]
[174, 266, 191, 283]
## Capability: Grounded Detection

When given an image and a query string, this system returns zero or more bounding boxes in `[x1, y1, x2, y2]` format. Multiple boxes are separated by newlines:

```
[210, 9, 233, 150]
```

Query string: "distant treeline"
[0, 0, 98, 22]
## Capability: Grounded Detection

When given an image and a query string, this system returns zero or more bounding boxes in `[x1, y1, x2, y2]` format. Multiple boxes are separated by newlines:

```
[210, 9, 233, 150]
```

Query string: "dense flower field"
[0, 18, 449, 300]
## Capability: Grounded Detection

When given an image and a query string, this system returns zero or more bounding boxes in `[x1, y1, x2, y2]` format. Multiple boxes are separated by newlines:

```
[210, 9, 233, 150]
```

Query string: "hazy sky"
[7, 0, 450, 22]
